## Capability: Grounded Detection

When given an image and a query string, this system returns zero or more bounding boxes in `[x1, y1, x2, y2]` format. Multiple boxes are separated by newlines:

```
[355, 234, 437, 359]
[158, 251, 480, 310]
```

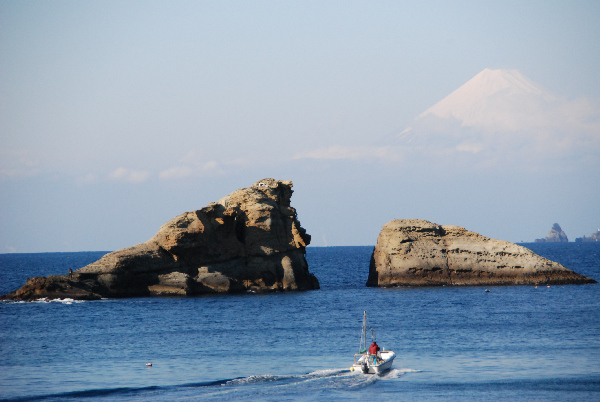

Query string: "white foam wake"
[379, 368, 420, 379]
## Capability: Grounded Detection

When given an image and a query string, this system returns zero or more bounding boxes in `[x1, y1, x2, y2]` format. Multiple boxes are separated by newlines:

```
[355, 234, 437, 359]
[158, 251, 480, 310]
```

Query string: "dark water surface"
[1, 244, 599, 401]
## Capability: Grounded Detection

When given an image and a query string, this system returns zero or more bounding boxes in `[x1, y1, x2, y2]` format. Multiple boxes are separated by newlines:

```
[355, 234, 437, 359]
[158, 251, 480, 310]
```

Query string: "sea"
[1, 243, 599, 401]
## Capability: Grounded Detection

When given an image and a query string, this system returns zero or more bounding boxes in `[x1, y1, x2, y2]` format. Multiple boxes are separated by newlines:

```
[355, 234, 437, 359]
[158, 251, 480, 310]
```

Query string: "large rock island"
[367, 219, 596, 287]
[2, 179, 319, 301]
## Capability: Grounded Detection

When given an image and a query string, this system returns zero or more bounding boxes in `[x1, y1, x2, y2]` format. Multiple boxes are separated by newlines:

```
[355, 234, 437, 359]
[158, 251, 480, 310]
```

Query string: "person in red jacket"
[369, 341, 380, 363]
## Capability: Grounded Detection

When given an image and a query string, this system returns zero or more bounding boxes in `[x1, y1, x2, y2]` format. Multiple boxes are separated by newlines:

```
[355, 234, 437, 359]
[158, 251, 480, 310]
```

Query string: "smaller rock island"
[576, 229, 600, 242]
[535, 223, 569, 243]
[367, 219, 596, 287]
[1, 179, 319, 301]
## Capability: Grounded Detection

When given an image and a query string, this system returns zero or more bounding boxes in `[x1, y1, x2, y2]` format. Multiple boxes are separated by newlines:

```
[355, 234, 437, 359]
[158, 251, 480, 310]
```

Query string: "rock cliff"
[2, 179, 319, 301]
[535, 223, 569, 243]
[367, 219, 596, 287]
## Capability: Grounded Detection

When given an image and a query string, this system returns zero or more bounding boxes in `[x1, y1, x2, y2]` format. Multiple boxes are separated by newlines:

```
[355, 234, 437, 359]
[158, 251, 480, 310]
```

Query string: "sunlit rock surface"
[367, 219, 595, 287]
[2, 179, 319, 300]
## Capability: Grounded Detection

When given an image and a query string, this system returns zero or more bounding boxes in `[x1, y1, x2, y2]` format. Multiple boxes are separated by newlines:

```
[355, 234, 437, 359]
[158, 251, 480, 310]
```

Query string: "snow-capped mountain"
[396, 68, 600, 165]
[417, 68, 555, 131]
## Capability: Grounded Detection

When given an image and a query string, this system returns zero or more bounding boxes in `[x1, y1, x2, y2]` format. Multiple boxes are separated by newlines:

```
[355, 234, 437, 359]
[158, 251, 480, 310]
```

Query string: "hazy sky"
[1, 1, 599, 252]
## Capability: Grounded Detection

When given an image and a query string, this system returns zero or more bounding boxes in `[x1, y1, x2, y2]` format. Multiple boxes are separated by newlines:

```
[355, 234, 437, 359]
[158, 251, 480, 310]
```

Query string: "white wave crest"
[30, 297, 86, 304]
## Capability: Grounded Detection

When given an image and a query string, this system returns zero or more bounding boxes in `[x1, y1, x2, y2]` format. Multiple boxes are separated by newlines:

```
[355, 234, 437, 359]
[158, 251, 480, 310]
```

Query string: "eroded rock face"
[367, 219, 596, 287]
[2, 179, 319, 300]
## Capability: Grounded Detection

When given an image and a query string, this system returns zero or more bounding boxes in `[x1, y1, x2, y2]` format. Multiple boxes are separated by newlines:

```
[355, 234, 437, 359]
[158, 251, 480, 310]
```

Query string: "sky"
[1, 0, 599, 252]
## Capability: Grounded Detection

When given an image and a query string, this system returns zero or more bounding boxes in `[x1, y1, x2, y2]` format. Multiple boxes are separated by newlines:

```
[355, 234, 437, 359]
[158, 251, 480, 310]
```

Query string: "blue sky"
[1, 1, 599, 252]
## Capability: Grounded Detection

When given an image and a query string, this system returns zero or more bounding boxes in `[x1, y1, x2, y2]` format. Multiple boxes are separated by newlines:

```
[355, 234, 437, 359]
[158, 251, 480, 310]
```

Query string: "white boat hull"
[352, 351, 396, 374]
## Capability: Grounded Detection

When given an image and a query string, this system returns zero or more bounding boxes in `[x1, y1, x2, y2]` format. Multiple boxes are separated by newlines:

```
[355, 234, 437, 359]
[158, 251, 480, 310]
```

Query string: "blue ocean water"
[0, 244, 599, 401]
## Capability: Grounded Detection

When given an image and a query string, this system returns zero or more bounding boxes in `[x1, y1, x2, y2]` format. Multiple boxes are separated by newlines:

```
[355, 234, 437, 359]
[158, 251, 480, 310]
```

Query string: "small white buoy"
[146, 363, 152, 367]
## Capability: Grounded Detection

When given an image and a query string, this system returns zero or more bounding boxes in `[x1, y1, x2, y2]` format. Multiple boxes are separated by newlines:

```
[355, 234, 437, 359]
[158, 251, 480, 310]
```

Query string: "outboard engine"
[361, 362, 369, 373]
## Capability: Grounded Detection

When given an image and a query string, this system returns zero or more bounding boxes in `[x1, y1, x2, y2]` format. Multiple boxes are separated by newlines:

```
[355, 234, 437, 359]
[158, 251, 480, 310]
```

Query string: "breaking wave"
[2, 298, 89, 304]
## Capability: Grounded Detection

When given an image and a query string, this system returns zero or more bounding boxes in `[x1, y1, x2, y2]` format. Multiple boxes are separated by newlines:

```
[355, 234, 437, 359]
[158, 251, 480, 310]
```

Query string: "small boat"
[351, 311, 396, 374]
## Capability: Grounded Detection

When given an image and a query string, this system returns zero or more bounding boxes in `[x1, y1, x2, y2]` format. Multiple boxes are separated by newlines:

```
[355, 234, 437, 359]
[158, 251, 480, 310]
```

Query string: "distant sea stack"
[535, 223, 569, 243]
[367, 219, 596, 287]
[576, 229, 600, 242]
[1, 179, 319, 301]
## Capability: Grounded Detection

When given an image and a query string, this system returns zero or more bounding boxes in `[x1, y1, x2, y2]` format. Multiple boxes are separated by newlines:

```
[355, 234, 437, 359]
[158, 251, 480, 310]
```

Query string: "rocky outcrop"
[367, 219, 596, 287]
[576, 229, 600, 242]
[535, 223, 569, 243]
[1, 179, 319, 301]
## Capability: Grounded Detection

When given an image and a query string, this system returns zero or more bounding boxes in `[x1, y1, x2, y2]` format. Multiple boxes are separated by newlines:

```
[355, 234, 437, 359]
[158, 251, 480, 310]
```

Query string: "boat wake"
[199, 367, 414, 399]
[379, 368, 421, 379]
[225, 368, 347, 386]
[6, 367, 418, 401]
